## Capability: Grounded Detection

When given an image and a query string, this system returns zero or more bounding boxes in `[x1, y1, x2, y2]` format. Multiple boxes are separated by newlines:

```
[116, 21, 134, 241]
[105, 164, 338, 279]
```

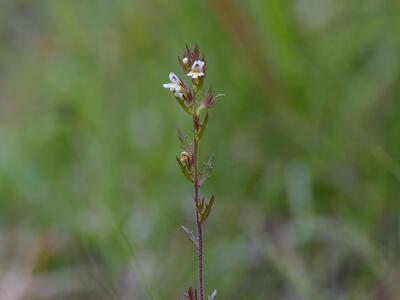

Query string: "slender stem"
[193, 113, 204, 300]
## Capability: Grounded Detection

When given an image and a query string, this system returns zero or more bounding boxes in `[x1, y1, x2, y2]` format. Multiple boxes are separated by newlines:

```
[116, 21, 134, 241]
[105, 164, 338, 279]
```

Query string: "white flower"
[163, 72, 180, 91]
[182, 57, 189, 65]
[187, 60, 205, 79]
[163, 72, 184, 99]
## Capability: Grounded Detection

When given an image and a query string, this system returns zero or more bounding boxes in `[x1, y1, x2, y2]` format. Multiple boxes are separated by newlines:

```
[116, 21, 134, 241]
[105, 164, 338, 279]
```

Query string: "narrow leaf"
[181, 225, 199, 249]
[208, 290, 217, 300]
[200, 195, 215, 224]
[176, 157, 193, 183]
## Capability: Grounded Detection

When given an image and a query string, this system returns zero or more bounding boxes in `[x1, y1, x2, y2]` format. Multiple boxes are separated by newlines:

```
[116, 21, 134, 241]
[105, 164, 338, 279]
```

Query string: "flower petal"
[191, 60, 205, 72]
[169, 72, 180, 84]
[163, 83, 174, 89]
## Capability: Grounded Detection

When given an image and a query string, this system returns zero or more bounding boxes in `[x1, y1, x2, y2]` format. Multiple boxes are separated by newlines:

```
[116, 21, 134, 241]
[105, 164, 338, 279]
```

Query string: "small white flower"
[163, 72, 180, 90]
[182, 57, 189, 65]
[187, 60, 205, 79]
[163, 72, 185, 99]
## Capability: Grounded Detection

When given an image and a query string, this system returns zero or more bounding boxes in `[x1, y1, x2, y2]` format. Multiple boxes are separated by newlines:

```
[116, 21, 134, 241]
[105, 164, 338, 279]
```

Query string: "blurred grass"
[0, 0, 400, 299]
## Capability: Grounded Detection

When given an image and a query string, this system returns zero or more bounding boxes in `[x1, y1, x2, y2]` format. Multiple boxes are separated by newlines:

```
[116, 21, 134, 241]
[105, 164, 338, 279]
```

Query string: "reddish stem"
[193, 114, 204, 300]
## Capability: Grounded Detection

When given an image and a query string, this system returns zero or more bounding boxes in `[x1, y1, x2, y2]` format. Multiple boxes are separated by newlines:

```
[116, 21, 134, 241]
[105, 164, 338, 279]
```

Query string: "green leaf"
[181, 225, 199, 249]
[200, 195, 215, 224]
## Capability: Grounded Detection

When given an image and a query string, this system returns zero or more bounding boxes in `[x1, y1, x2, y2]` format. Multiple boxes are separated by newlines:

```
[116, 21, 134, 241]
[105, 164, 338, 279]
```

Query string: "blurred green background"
[1, 0, 400, 299]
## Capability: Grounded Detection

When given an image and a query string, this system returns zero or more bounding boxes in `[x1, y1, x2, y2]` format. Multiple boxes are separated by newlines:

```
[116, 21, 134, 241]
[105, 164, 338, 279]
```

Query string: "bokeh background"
[1, 0, 400, 299]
